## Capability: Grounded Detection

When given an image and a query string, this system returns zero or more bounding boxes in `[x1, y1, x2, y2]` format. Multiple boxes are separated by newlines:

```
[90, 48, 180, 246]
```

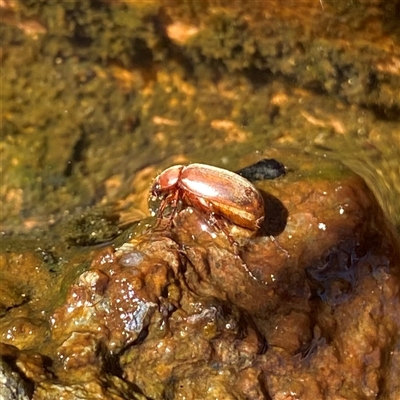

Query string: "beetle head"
[151, 165, 185, 198]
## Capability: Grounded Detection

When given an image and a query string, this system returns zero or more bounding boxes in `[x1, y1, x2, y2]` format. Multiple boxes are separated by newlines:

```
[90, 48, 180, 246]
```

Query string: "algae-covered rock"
[1, 0, 399, 230]
[1, 150, 398, 399]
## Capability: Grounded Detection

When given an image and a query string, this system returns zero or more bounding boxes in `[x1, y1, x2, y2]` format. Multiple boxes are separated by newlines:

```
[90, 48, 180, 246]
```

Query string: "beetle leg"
[156, 195, 172, 218]
[178, 196, 269, 284]
[208, 212, 238, 246]
[154, 190, 181, 230]
[184, 197, 263, 281]
[166, 188, 183, 225]
[269, 235, 290, 258]
[190, 196, 238, 245]
[238, 259, 264, 282]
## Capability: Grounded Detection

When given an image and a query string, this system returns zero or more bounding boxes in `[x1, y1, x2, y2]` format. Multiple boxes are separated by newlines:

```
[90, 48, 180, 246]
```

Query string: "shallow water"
[0, 0, 399, 236]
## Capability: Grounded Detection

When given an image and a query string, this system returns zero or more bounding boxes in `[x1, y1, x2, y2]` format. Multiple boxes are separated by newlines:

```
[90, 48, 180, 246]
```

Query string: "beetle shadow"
[257, 189, 288, 237]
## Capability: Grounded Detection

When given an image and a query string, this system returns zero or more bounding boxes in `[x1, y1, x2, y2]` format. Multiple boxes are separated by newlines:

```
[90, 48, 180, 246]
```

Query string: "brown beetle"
[150, 163, 265, 235]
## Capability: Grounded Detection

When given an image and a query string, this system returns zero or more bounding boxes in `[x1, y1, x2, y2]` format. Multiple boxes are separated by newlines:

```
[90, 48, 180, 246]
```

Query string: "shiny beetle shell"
[151, 163, 265, 230]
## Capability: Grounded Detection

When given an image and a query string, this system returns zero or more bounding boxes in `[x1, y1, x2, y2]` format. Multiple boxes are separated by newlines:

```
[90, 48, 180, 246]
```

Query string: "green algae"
[1, 0, 399, 237]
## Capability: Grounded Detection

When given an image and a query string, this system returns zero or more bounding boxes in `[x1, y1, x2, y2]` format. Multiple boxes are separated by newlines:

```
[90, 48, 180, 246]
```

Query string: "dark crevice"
[244, 66, 273, 88]
[151, 12, 195, 78]
[64, 128, 88, 177]
[366, 104, 400, 122]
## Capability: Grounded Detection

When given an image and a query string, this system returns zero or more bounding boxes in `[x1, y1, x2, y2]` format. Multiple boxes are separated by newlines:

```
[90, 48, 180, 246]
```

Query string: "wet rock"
[1, 151, 399, 399]
[0, 251, 55, 351]
[0, 358, 30, 400]
[0, 359, 31, 400]
[50, 245, 176, 352]
[0, 343, 42, 400]
[32, 375, 147, 400]
[117, 152, 399, 399]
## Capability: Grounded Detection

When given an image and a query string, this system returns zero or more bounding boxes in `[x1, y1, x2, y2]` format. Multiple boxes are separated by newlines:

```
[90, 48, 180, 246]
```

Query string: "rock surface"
[0, 151, 399, 399]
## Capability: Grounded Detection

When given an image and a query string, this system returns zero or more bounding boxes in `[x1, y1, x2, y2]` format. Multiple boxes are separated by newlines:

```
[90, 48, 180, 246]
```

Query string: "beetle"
[149, 163, 265, 236]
